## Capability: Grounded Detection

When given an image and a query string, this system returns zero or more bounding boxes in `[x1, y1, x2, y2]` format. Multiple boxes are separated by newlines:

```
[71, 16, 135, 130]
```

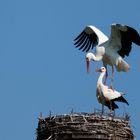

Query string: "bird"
[96, 67, 129, 115]
[74, 24, 140, 87]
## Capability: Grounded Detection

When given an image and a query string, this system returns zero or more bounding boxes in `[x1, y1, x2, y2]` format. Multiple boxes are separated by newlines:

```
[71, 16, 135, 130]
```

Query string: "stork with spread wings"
[74, 24, 140, 88]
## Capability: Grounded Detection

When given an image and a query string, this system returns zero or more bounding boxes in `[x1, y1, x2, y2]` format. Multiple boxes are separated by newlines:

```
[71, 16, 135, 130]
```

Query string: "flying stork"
[74, 24, 140, 87]
[96, 67, 129, 115]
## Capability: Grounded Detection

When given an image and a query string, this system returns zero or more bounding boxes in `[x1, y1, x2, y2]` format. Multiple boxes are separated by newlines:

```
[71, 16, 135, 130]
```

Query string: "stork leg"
[109, 101, 114, 117]
[110, 66, 114, 89]
[104, 66, 108, 85]
[100, 104, 104, 118]
[102, 104, 104, 115]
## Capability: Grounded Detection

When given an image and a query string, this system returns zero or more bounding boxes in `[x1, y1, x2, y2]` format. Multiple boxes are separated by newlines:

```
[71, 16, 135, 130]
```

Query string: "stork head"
[96, 67, 106, 73]
[85, 51, 104, 73]
[85, 52, 94, 73]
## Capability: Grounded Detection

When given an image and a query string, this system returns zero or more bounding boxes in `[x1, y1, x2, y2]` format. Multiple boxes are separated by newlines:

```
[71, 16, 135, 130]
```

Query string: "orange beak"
[86, 58, 90, 73]
[96, 68, 102, 73]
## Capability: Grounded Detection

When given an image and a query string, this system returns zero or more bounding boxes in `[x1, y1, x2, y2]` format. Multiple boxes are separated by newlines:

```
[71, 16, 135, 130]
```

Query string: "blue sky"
[0, 0, 140, 139]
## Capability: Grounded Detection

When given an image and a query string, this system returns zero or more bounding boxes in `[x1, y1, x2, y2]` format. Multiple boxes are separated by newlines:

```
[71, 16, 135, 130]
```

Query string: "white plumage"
[74, 24, 140, 87]
[96, 67, 129, 115]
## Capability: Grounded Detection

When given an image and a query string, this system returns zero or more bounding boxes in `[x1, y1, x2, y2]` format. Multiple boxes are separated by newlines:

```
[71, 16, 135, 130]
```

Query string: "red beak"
[96, 68, 102, 72]
[86, 58, 90, 73]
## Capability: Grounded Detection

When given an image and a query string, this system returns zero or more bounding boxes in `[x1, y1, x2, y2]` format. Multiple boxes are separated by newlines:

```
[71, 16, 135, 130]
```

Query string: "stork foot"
[100, 113, 103, 118]
[109, 111, 115, 118]
[108, 112, 113, 118]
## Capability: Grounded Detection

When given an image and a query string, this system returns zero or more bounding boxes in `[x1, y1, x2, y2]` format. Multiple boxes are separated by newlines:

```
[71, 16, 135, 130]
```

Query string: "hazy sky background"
[0, 0, 140, 139]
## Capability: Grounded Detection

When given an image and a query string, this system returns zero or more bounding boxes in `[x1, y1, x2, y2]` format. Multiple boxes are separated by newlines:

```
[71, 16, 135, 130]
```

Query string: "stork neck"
[97, 72, 105, 86]
[90, 53, 103, 61]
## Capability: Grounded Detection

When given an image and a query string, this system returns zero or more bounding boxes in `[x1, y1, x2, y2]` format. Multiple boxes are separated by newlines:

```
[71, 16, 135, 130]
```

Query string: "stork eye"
[101, 67, 106, 71]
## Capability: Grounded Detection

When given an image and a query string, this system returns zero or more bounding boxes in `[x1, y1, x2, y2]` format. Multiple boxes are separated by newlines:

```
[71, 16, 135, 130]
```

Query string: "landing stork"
[74, 24, 140, 87]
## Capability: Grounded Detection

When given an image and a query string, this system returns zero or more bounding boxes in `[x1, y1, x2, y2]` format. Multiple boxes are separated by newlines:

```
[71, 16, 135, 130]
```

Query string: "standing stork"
[74, 24, 140, 87]
[96, 67, 129, 115]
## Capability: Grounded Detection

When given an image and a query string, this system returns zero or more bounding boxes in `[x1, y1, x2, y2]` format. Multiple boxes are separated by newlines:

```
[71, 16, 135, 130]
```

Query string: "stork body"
[96, 67, 129, 115]
[74, 24, 140, 86]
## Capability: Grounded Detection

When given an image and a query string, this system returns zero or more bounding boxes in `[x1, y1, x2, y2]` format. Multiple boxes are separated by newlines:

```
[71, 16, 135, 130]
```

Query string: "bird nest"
[36, 112, 135, 140]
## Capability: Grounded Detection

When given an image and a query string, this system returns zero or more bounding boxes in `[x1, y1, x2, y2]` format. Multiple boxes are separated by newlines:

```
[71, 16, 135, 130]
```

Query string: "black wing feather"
[74, 31, 85, 41]
[74, 33, 87, 47]
[118, 25, 140, 58]
[112, 96, 129, 105]
[78, 36, 89, 51]
[82, 40, 90, 52]
[74, 29, 98, 52]
[91, 42, 95, 49]
[85, 41, 92, 52]
[105, 101, 119, 110]
[89, 33, 98, 45]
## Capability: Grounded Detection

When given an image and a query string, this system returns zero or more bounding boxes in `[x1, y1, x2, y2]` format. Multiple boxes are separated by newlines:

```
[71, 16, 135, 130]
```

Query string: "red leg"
[100, 104, 104, 118]
[110, 66, 114, 89]
[109, 101, 113, 116]
[104, 66, 108, 85]
[102, 104, 104, 115]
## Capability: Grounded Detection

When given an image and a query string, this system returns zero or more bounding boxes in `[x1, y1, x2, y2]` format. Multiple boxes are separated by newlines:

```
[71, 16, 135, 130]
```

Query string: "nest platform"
[36, 112, 134, 140]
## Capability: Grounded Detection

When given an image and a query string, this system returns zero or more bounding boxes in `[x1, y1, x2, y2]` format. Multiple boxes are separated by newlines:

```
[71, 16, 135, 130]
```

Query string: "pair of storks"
[74, 24, 140, 114]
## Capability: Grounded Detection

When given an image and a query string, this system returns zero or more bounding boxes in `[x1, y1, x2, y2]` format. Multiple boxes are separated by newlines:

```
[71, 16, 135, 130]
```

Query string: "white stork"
[96, 67, 129, 115]
[74, 24, 140, 87]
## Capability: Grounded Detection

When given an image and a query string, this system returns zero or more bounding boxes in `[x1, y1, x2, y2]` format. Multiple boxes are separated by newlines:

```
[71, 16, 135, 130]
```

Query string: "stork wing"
[105, 101, 119, 110]
[74, 25, 108, 52]
[108, 24, 140, 58]
[112, 95, 129, 105]
[104, 87, 122, 100]
[105, 88, 129, 105]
